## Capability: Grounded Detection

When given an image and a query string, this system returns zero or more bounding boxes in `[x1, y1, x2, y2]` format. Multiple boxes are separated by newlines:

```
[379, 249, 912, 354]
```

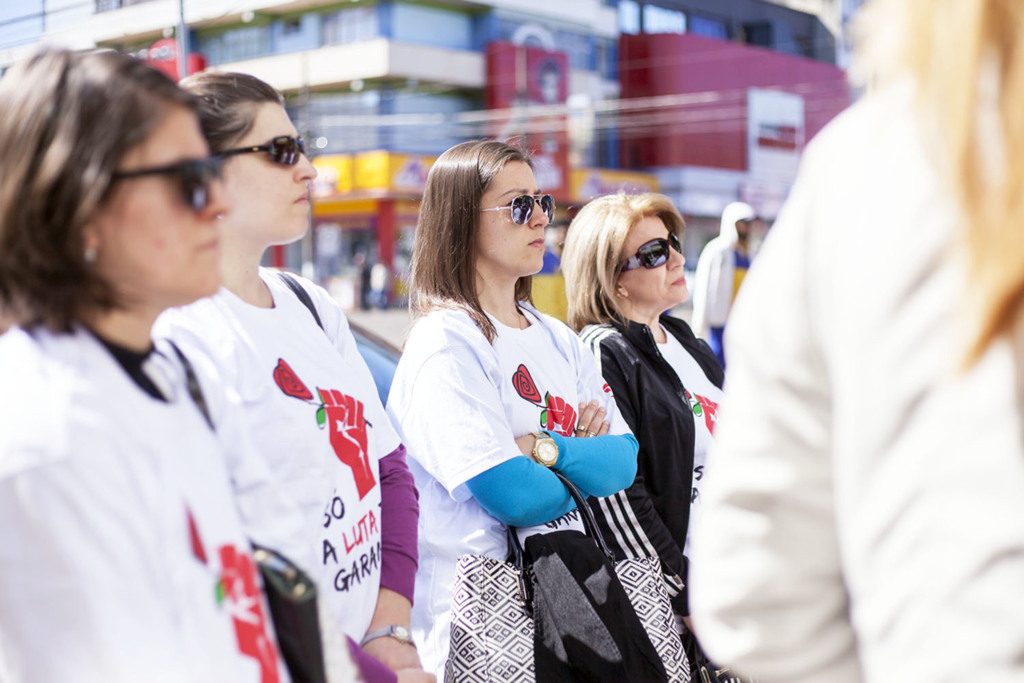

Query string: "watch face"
[393, 625, 411, 641]
[537, 440, 558, 465]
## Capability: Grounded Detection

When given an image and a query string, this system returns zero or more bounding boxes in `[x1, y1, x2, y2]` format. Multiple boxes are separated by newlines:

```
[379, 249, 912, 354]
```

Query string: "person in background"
[561, 192, 724, 666]
[386, 140, 639, 678]
[157, 72, 430, 683]
[690, 0, 1024, 681]
[531, 217, 571, 321]
[690, 201, 761, 367]
[0, 48, 286, 682]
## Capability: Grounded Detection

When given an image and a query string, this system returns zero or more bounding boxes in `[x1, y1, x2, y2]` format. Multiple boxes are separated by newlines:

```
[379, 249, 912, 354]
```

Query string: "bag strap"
[168, 341, 214, 431]
[507, 470, 616, 566]
[278, 271, 325, 331]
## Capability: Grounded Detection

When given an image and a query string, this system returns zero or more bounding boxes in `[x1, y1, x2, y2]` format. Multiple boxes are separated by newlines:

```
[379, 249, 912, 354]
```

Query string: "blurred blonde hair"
[855, 0, 1024, 362]
[562, 192, 685, 332]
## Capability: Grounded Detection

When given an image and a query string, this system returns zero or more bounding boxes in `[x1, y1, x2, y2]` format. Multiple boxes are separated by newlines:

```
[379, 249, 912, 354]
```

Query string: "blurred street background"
[1, 0, 865, 342]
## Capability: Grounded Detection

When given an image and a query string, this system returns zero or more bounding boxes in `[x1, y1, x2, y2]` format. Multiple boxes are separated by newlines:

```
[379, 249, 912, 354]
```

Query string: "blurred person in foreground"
[561, 193, 724, 656]
[690, 0, 1024, 681]
[690, 201, 761, 368]
[158, 71, 430, 683]
[0, 49, 287, 681]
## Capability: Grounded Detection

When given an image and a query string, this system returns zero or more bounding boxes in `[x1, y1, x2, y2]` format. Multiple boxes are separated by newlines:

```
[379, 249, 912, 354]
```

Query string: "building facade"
[1, 0, 859, 308]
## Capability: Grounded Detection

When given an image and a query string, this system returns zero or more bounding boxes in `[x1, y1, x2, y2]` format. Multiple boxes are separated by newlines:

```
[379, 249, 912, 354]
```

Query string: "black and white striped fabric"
[444, 548, 690, 682]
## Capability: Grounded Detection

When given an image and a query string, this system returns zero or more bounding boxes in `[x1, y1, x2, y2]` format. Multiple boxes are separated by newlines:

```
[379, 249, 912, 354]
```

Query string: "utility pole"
[176, 0, 187, 80]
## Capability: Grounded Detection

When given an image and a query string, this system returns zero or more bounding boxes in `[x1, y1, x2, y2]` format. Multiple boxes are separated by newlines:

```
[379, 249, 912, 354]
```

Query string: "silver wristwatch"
[360, 624, 415, 648]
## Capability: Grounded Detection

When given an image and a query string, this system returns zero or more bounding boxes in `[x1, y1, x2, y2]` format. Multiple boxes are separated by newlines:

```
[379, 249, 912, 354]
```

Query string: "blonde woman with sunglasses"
[385, 140, 645, 678]
[561, 192, 725, 670]
[689, 0, 1024, 681]
[0, 49, 289, 682]
[157, 72, 432, 683]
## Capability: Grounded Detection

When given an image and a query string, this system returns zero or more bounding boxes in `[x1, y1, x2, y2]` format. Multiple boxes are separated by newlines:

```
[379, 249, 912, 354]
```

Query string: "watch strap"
[359, 624, 414, 648]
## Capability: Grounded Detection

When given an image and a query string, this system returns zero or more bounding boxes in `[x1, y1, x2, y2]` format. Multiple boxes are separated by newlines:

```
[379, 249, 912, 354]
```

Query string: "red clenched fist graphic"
[218, 545, 280, 683]
[695, 394, 719, 434]
[319, 389, 376, 499]
[543, 392, 578, 437]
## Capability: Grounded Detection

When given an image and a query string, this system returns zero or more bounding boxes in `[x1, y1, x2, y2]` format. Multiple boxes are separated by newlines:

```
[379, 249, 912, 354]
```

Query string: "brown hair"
[856, 0, 1024, 362]
[0, 48, 196, 332]
[562, 192, 686, 332]
[179, 71, 283, 153]
[410, 139, 534, 343]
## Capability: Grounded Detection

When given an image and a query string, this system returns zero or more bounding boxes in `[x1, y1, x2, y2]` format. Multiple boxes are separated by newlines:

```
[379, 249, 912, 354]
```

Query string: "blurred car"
[350, 320, 400, 406]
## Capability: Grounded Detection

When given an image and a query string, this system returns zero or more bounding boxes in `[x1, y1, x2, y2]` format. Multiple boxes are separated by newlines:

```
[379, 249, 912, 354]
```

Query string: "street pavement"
[347, 303, 694, 350]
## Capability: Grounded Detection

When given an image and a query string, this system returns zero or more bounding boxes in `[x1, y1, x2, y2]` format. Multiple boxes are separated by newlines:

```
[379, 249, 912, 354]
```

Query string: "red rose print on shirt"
[512, 364, 543, 404]
[317, 388, 376, 500]
[512, 364, 578, 437]
[218, 545, 280, 683]
[272, 359, 313, 401]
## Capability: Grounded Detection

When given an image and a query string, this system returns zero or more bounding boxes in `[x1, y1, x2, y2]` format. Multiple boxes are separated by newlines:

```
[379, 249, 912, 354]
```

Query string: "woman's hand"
[574, 399, 609, 438]
[515, 433, 537, 457]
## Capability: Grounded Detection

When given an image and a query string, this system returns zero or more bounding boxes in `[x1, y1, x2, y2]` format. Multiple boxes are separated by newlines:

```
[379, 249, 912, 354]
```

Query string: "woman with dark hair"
[0, 49, 284, 681]
[385, 139, 642, 677]
[560, 192, 724, 668]
[157, 72, 430, 683]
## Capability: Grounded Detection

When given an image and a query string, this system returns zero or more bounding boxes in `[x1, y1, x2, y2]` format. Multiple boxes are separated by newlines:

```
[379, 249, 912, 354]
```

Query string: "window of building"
[689, 14, 728, 40]
[391, 2, 472, 50]
[642, 4, 686, 35]
[322, 5, 380, 45]
[194, 24, 272, 65]
[619, 0, 641, 35]
[281, 17, 303, 36]
[743, 21, 773, 49]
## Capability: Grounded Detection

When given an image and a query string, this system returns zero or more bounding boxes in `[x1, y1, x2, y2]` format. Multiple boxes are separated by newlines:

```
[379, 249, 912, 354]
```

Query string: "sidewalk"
[346, 303, 693, 350]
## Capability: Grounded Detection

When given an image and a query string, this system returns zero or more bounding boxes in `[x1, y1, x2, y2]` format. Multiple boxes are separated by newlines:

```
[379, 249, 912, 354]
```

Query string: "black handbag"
[253, 545, 328, 683]
[445, 471, 690, 682]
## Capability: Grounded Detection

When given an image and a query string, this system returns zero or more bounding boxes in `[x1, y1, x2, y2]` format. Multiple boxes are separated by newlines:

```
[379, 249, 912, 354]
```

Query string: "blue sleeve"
[465, 433, 638, 527]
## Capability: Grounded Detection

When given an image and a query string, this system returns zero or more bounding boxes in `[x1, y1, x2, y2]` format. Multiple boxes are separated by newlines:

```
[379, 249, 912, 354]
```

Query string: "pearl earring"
[84, 246, 98, 264]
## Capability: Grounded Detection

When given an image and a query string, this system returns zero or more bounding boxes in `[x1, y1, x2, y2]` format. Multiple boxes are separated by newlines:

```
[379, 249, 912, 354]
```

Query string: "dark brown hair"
[179, 71, 284, 153]
[410, 139, 533, 343]
[0, 48, 196, 332]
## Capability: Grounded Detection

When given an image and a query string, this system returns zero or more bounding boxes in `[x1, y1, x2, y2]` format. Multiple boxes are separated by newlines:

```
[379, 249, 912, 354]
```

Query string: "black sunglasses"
[620, 232, 683, 272]
[220, 135, 306, 166]
[111, 157, 224, 212]
[481, 194, 555, 225]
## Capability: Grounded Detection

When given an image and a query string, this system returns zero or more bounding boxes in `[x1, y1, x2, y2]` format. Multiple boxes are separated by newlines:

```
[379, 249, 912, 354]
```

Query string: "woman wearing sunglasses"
[561, 192, 725, 665]
[0, 49, 288, 681]
[386, 140, 641, 677]
[157, 72, 432, 683]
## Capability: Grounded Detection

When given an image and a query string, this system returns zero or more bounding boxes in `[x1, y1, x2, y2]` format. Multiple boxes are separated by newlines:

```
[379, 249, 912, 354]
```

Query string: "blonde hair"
[856, 0, 1024, 362]
[562, 192, 685, 332]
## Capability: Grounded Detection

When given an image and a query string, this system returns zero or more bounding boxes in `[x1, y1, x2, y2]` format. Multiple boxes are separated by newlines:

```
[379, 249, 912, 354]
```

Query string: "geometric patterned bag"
[445, 473, 690, 682]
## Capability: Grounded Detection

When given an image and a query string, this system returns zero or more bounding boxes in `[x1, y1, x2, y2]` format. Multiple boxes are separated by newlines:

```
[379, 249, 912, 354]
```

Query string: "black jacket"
[580, 314, 724, 614]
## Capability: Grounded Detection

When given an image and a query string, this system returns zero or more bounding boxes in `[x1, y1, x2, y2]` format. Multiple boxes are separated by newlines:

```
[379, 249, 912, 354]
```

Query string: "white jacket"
[690, 81, 1024, 683]
[690, 201, 756, 339]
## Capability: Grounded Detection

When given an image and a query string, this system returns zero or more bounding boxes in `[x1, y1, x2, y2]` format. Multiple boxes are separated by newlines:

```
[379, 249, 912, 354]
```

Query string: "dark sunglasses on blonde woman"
[620, 232, 683, 272]
[481, 193, 555, 225]
[220, 135, 307, 166]
[111, 156, 224, 212]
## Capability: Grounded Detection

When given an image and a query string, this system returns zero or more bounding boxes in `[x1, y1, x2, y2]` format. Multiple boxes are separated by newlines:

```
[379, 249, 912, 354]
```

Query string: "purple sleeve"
[378, 444, 419, 603]
[345, 637, 398, 683]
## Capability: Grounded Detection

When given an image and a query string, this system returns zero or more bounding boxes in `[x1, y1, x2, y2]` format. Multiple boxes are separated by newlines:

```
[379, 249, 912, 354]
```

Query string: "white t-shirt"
[386, 304, 629, 677]
[657, 324, 724, 555]
[0, 327, 286, 683]
[157, 269, 401, 645]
